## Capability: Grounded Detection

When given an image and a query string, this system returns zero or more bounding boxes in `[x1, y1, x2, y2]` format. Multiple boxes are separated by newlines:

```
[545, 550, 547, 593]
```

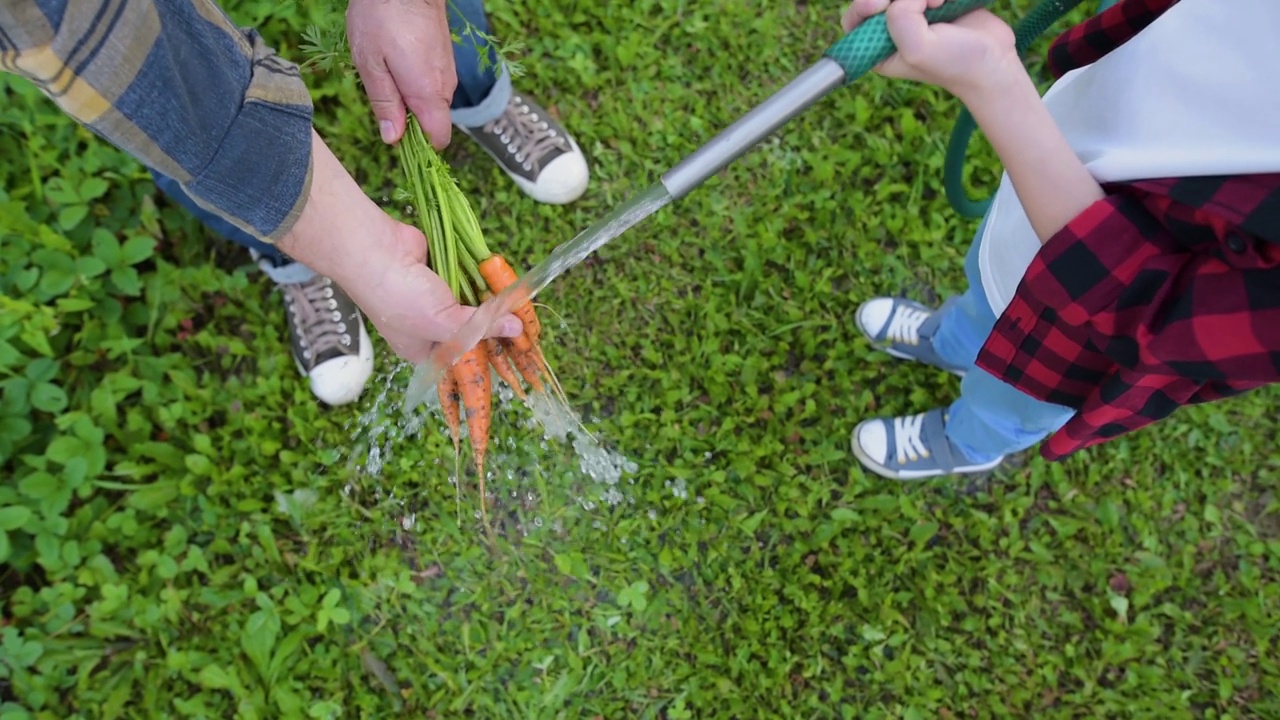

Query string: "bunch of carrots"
[397, 116, 565, 520]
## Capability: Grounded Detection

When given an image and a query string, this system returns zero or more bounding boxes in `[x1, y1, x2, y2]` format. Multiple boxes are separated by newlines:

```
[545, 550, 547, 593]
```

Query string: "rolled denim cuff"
[450, 64, 512, 128]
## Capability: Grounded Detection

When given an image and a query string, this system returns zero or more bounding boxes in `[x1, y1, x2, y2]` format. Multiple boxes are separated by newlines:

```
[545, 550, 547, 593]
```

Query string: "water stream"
[404, 183, 674, 409]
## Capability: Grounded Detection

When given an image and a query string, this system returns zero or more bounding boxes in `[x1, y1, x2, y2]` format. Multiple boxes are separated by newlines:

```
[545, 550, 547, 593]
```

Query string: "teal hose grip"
[823, 0, 997, 83]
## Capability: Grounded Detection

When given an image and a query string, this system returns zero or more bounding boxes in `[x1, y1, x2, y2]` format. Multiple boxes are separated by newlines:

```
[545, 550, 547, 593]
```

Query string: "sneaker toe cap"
[853, 420, 890, 465]
[856, 298, 895, 339]
[309, 352, 373, 406]
[528, 150, 589, 204]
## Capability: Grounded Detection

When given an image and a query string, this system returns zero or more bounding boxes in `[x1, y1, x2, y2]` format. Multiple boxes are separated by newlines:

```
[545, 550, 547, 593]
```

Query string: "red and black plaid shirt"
[975, 0, 1280, 461]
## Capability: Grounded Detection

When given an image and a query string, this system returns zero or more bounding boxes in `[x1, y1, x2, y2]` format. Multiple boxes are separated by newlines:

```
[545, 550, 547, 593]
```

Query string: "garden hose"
[942, 0, 1115, 217]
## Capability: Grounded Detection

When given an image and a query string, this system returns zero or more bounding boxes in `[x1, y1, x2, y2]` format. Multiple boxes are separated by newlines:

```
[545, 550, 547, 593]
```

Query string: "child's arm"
[960, 70, 1105, 244]
[844, 0, 1104, 243]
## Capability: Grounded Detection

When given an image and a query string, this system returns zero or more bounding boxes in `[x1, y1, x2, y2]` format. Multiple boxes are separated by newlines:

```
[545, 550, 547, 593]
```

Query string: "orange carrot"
[478, 254, 541, 343]
[506, 343, 547, 394]
[454, 343, 492, 516]
[485, 338, 526, 399]
[437, 370, 460, 453]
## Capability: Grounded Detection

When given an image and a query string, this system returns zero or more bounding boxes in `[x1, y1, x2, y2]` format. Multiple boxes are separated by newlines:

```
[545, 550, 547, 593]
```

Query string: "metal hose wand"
[661, 0, 995, 199]
[418, 0, 1000, 385]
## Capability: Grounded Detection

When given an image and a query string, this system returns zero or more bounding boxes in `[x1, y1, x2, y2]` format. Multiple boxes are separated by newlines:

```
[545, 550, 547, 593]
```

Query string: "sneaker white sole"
[850, 420, 1003, 481]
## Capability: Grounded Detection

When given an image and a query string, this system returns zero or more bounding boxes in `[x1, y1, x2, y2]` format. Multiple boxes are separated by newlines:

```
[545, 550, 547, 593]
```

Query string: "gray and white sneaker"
[457, 91, 589, 205]
[274, 270, 374, 406]
[851, 408, 1004, 481]
[855, 297, 968, 377]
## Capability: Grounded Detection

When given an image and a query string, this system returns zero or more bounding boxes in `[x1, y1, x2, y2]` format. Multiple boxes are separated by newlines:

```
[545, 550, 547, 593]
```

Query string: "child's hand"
[841, 0, 1019, 101]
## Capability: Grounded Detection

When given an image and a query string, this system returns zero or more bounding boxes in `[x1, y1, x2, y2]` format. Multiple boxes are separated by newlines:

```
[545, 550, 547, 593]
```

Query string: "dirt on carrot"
[453, 343, 492, 517]
[485, 338, 526, 400]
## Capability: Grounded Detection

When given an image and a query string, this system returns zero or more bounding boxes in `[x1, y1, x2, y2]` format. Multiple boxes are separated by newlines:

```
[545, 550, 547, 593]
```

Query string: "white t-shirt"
[977, 0, 1280, 316]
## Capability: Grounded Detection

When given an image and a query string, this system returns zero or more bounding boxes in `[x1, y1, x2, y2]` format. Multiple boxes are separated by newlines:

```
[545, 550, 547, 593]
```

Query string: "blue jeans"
[929, 217, 1078, 463]
[154, 0, 512, 267]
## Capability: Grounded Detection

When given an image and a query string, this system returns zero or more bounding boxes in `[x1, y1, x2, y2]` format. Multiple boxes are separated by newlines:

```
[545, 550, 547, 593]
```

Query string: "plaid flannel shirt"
[0, 0, 313, 243]
[975, 0, 1280, 460]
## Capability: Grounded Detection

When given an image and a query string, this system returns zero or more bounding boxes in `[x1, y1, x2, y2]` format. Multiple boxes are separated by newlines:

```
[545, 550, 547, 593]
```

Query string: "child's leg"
[939, 218, 1077, 462]
[851, 216, 1077, 479]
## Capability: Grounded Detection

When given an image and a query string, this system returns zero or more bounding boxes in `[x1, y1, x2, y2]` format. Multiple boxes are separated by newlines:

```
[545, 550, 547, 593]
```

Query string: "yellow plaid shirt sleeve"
[0, 0, 314, 243]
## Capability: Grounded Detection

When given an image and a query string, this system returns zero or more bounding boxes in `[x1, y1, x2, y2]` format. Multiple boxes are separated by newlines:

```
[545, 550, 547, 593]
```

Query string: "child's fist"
[840, 0, 1018, 101]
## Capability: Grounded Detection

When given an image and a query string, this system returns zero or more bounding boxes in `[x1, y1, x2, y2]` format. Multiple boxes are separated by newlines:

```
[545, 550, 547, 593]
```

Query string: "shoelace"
[893, 412, 932, 464]
[484, 94, 570, 173]
[886, 305, 930, 346]
[282, 276, 351, 367]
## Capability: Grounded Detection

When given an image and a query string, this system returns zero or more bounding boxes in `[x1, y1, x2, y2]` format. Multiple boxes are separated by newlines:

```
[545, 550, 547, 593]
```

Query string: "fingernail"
[499, 318, 523, 337]
[380, 120, 395, 143]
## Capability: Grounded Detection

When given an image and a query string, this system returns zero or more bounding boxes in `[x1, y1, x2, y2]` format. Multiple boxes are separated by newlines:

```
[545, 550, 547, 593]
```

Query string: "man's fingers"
[403, 94, 454, 151]
[354, 58, 407, 144]
[394, 58, 457, 151]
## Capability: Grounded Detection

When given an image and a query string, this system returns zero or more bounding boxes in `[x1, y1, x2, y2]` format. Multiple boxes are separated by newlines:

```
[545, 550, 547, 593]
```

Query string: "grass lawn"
[2, 0, 1277, 717]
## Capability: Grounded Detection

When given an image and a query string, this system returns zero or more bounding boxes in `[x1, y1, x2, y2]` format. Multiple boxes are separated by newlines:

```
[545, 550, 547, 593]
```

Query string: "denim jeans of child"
[928, 216, 1078, 463]
[151, 0, 511, 279]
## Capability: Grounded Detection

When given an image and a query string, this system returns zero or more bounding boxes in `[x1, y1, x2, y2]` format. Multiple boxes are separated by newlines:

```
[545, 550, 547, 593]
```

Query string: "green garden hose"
[942, 0, 1115, 217]
[825, 0, 998, 80]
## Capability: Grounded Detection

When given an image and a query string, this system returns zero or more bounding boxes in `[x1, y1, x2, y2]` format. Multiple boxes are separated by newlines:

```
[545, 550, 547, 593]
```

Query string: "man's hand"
[279, 128, 522, 362]
[346, 0, 457, 149]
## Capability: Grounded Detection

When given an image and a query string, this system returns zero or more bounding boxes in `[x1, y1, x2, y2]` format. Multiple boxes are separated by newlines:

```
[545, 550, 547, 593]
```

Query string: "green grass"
[2, 1, 1278, 718]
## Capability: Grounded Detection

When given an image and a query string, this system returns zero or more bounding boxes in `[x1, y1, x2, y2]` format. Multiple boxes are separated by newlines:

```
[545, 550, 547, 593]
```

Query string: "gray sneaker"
[457, 91, 589, 205]
[855, 297, 968, 376]
[276, 272, 374, 406]
[851, 407, 1004, 481]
